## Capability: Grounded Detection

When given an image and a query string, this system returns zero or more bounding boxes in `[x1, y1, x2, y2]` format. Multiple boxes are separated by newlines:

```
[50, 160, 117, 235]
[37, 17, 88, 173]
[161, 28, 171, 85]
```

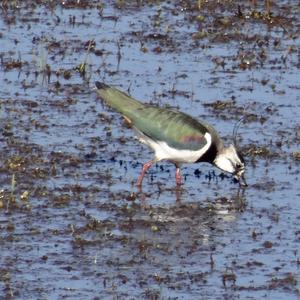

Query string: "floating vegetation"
[292, 152, 300, 161]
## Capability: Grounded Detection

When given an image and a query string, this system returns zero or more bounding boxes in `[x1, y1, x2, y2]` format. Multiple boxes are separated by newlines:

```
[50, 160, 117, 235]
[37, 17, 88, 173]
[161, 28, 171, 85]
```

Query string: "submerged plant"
[6, 174, 16, 211]
[75, 39, 94, 81]
[33, 42, 51, 84]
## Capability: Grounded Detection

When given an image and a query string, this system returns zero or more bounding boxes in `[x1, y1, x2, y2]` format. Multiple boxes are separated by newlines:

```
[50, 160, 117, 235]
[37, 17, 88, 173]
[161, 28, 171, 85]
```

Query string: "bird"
[95, 81, 247, 187]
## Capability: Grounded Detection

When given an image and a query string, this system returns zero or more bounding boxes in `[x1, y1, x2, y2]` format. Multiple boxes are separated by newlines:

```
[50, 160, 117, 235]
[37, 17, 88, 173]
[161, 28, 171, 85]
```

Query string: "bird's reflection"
[136, 183, 247, 214]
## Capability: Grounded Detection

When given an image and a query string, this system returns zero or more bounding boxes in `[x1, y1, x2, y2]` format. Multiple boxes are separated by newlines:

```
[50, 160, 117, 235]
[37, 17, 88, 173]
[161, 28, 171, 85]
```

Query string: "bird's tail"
[95, 82, 142, 115]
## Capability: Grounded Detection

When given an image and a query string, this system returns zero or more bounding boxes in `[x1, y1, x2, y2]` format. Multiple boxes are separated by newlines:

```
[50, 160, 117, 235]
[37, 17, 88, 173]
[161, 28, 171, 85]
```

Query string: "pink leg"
[175, 166, 182, 186]
[137, 160, 153, 186]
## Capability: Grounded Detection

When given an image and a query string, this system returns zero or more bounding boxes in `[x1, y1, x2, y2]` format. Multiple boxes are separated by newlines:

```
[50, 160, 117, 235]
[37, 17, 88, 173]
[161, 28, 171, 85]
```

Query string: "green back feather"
[96, 83, 221, 151]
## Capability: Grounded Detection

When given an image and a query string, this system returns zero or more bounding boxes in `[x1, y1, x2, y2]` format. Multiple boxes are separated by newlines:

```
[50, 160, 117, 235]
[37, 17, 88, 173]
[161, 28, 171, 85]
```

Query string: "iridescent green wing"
[126, 106, 211, 151]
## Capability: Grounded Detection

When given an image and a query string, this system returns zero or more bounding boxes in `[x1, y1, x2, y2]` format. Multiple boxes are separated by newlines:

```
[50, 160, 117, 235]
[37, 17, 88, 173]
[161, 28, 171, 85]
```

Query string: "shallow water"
[0, 1, 299, 299]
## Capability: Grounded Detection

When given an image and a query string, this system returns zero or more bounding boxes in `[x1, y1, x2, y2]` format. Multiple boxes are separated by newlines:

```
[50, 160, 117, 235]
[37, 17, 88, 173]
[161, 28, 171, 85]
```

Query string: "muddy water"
[0, 1, 299, 299]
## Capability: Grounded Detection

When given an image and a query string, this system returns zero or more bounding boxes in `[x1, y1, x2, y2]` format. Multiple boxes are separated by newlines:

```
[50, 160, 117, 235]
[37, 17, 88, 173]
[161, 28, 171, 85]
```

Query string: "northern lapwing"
[95, 82, 247, 187]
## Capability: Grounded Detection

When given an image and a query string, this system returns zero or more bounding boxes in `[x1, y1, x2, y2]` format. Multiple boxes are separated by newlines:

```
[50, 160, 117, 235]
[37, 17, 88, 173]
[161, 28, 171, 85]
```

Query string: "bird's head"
[214, 144, 247, 187]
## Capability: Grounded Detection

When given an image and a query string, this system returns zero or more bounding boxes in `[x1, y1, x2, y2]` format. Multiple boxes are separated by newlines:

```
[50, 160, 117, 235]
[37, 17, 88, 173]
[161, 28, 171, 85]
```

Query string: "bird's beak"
[234, 171, 248, 187]
[239, 173, 248, 187]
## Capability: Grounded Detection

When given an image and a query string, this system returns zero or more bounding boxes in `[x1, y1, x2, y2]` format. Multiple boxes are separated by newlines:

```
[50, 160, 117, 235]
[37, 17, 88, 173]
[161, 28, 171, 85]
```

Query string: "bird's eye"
[236, 163, 243, 169]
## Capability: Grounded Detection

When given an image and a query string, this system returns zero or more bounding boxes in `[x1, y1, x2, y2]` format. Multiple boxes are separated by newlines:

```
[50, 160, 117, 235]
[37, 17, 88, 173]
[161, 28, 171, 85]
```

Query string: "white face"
[214, 144, 245, 175]
[214, 155, 236, 173]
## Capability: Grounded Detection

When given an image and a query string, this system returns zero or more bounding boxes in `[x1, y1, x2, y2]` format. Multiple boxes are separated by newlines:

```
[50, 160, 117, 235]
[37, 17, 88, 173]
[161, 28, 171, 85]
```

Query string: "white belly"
[138, 132, 212, 163]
